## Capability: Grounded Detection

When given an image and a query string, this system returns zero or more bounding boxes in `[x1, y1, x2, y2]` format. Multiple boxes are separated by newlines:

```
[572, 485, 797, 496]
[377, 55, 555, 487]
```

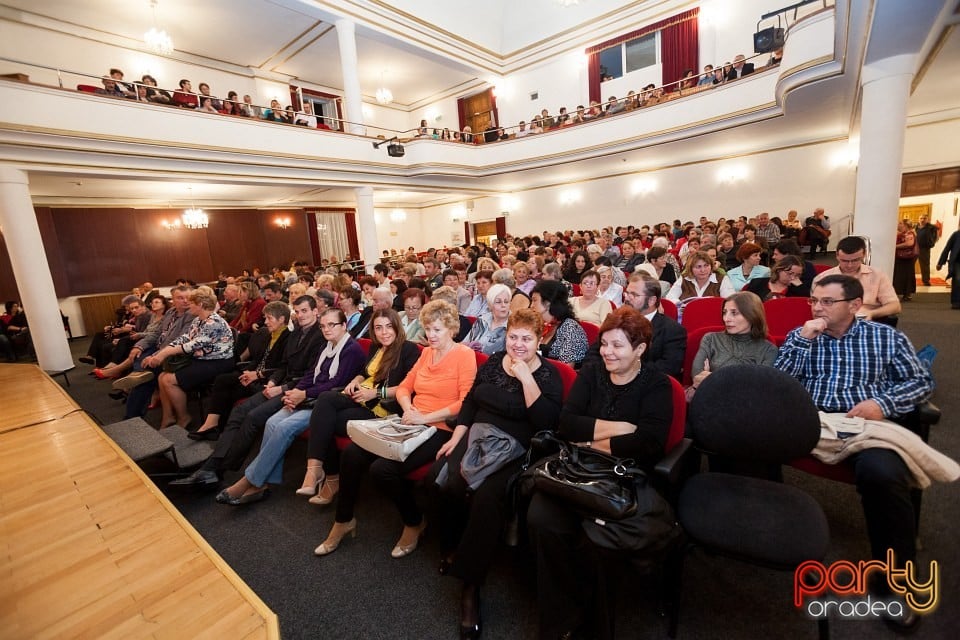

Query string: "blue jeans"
[123, 347, 159, 419]
[243, 406, 311, 487]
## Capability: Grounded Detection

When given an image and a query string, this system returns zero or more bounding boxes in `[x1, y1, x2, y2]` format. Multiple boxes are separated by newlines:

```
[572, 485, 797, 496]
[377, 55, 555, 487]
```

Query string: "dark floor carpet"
[55, 294, 960, 639]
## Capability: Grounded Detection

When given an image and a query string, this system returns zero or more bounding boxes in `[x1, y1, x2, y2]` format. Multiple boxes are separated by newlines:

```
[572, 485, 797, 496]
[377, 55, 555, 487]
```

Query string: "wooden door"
[459, 89, 497, 136]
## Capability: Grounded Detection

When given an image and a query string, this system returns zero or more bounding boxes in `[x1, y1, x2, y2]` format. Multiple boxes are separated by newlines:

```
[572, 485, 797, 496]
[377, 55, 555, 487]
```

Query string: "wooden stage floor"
[0, 364, 280, 639]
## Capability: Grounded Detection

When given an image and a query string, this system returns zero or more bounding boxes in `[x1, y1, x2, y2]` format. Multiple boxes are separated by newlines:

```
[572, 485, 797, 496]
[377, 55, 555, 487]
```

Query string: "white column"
[0, 167, 73, 372]
[354, 186, 379, 274]
[853, 55, 914, 276]
[336, 19, 366, 135]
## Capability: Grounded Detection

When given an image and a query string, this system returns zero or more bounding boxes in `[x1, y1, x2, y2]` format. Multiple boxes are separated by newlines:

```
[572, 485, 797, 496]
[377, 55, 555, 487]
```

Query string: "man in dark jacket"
[581, 273, 686, 380]
[915, 214, 940, 286]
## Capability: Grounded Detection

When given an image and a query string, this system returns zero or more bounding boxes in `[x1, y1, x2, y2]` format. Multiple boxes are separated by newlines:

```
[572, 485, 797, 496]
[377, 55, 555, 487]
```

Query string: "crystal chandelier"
[144, 1, 174, 55]
[375, 87, 393, 104]
[182, 207, 208, 229]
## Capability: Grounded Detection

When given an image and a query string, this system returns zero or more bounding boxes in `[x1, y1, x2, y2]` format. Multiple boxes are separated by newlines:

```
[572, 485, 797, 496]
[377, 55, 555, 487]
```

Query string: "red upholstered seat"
[659, 298, 678, 321]
[578, 321, 600, 346]
[763, 297, 812, 338]
[679, 297, 724, 332]
[681, 325, 724, 387]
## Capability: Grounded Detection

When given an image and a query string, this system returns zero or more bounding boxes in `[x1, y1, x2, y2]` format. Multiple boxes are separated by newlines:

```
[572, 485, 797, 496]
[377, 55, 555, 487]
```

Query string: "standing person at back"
[915, 214, 940, 287]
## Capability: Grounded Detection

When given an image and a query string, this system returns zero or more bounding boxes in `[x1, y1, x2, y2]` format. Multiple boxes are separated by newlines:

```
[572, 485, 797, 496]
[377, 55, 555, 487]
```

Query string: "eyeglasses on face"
[807, 297, 855, 307]
[320, 322, 344, 329]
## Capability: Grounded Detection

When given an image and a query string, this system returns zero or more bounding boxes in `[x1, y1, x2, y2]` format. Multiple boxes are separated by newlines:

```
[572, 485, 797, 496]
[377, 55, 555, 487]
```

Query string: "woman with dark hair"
[528, 306, 673, 640]
[215, 308, 365, 505]
[687, 292, 778, 398]
[724, 242, 771, 291]
[229, 280, 265, 336]
[390, 278, 408, 313]
[531, 280, 588, 365]
[744, 256, 810, 301]
[145, 290, 236, 429]
[297, 309, 420, 500]
[637, 246, 677, 285]
[431, 308, 563, 638]
[572, 269, 613, 324]
[563, 250, 592, 285]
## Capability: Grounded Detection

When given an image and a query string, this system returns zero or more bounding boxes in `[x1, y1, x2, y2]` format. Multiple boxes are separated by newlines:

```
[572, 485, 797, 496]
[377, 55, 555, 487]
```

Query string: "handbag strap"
[525, 429, 645, 478]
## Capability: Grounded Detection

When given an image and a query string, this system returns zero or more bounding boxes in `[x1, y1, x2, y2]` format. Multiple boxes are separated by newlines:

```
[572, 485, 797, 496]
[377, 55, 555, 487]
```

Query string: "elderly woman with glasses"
[401, 287, 428, 344]
[214, 307, 365, 505]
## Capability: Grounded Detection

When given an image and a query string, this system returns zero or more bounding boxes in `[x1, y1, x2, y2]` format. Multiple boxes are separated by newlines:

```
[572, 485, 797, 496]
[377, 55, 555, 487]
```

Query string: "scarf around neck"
[315, 331, 351, 380]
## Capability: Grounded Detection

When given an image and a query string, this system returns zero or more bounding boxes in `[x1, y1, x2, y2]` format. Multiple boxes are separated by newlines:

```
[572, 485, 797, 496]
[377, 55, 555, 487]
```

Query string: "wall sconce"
[631, 178, 657, 196]
[161, 218, 181, 230]
[830, 147, 859, 169]
[275, 216, 292, 229]
[390, 208, 407, 223]
[559, 189, 581, 205]
[717, 165, 748, 184]
[450, 206, 466, 223]
[500, 194, 519, 214]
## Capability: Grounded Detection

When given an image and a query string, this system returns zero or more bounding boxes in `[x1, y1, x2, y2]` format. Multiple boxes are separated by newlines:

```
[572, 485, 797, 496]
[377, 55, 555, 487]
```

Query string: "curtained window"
[586, 8, 699, 103]
[313, 211, 352, 262]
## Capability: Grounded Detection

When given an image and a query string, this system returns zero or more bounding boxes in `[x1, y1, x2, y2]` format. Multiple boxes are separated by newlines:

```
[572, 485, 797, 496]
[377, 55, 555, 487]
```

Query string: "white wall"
[409, 138, 857, 247]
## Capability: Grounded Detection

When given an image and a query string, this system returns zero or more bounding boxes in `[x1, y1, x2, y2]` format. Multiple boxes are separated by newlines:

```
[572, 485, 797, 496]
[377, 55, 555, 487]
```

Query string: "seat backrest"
[578, 320, 601, 346]
[77, 84, 99, 93]
[546, 358, 578, 402]
[659, 298, 678, 321]
[666, 376, 687, 453]
[357, 337, 372, 356]
[688, 364, 820, 463]
[571, 283, 581, 297]
[475, 350, 489, 368]
[764, 297, 812, 338]
[680, 296, 725, 331]
[813, 263, 831, 274]
[681, 325, 724, 387]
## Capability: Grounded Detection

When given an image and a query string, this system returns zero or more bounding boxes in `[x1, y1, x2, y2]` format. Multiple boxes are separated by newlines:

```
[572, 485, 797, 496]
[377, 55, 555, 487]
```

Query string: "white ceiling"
[6, 1, 960, 209]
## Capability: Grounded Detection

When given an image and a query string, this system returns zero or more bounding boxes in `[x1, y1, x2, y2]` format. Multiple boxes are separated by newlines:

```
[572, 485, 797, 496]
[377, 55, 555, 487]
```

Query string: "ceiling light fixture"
[390, 207, 407, 223]
[375, 71, 393, 105]
[556, 0, 583, 7]
[144, 0, 174, 55]
[180, 187, 208, 229]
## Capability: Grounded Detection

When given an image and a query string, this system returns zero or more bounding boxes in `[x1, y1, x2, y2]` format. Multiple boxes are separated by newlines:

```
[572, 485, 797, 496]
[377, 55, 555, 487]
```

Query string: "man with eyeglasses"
[171, 295, 326, 488]
[581, 272, 686, 379]
[813, 235, 901, 324]
[776, 274, 933, 631]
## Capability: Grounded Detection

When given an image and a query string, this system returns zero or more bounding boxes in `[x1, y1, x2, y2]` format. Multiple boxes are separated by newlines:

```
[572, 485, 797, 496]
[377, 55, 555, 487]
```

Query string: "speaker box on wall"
[754, 27, 785, 54]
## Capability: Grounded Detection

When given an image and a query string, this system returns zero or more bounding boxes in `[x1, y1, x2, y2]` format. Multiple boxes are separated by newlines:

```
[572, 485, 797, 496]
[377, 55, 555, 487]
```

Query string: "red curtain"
[585, 8, 699, 102]
[305, 211, 321, 266]
[344, 211, 360, 261]
[463, 221, 471, 247]
[495, 216, 506, 241]
[661, 9, 699, 91]
[587, 52, 602, 104]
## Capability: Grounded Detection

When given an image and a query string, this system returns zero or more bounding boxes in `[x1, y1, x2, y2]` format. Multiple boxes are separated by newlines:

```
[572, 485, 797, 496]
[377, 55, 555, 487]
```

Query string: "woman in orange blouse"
[314, 299, 477, 559]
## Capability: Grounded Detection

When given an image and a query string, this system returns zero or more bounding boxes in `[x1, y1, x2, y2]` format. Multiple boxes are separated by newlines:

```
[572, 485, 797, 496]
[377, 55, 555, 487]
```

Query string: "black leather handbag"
[520, 431, 643, 520]
[520, 431, 681, 556]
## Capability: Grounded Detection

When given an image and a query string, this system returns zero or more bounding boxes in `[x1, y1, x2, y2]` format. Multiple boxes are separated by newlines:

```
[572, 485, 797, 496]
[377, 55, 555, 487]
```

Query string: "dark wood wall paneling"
[901, 167, 960, 198]
[0, 207, 314, 300]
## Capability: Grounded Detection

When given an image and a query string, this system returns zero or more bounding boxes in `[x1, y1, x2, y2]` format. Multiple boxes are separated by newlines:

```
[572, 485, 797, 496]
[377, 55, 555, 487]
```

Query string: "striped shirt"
[774, 318, 933, 417]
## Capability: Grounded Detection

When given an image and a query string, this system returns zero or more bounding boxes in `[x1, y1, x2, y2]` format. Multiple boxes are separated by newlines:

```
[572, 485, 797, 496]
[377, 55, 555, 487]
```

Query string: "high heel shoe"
[390, 520, 427, 558]
[460, 584, 482, 639]
[296, 465, 325, 496]
[308, 475, 339, 505]
[314, 519, 357, 556]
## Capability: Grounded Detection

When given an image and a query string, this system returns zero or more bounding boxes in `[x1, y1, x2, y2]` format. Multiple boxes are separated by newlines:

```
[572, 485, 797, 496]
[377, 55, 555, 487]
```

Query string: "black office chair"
[674, 364, 830, 640]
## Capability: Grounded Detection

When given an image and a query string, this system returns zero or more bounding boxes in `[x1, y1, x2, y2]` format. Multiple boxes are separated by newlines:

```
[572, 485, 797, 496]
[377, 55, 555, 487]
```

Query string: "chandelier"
[182, 207, 208, 229]
[375, 70, 393, 104]
[144, 1, 174, 55]
[556, 0, 582, 6]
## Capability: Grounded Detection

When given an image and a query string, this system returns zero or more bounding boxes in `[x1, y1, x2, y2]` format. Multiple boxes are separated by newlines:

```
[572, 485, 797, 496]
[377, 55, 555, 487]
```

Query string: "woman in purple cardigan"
[216, 308, 366, 505]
